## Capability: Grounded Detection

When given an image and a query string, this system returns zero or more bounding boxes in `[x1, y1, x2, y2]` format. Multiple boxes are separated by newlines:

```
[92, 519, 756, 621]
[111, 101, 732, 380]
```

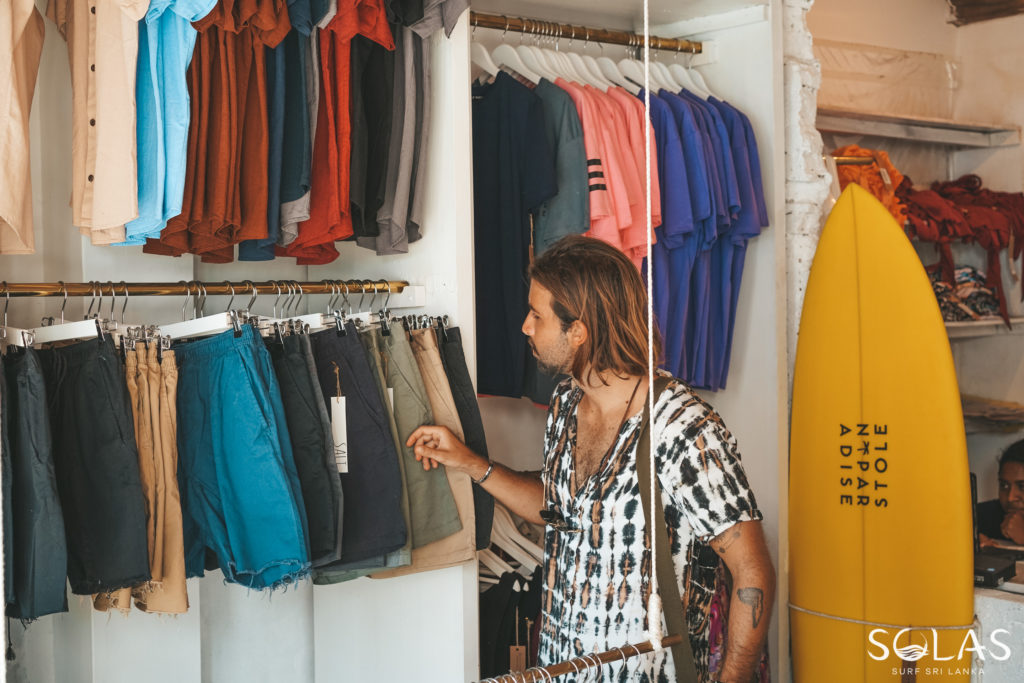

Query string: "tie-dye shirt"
[538, 375, 762, 682]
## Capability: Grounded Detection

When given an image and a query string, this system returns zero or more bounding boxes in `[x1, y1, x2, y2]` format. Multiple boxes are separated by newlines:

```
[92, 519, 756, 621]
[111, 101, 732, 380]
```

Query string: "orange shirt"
[279, 0, 393, 265]
[145, 0, 290, 262]
[0, 0, 44, 254]
[552, 78, 613, 239]
[608, 86, 662, 267]
[832, 144, 907, 223]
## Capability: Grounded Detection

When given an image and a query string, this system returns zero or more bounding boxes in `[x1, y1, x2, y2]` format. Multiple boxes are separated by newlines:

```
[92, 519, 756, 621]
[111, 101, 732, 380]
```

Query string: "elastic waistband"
[173, 325, 263, 363]
[44, 335, 116, 365]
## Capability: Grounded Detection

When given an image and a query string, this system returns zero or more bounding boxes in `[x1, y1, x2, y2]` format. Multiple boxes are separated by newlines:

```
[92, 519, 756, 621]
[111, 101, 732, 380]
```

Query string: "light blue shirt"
[119, 0, 217, 245]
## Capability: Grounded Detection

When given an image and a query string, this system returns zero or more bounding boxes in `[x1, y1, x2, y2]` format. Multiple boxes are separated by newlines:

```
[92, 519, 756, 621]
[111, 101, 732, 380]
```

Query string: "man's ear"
[566, 319, 588, 350]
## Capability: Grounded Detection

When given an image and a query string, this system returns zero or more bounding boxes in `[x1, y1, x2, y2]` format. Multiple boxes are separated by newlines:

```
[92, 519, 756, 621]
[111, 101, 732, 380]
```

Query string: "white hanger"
[567, 52, 605, 88]
[517, 45, 556, 81]
[596, 56, 636, 93]
[493, 44, 540, 83]
[652, 61, 683, 92]
[158, 282, 243, 341]
[491, 20, 540, 84]
[688, 65, 716, 98]
[543, 48, 582, 84]
[471, 42, 499, 78]
[618, 58, 647, 91]
[479, 548, 517, 577]
[492, 503, 544, 563]
[31, 281, 110, 345]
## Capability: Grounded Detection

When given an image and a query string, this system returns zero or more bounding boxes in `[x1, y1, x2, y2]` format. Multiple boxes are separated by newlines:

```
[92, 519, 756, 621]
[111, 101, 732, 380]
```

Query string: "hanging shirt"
[532, 79, 589, 255]
[587, 85, 645, 259]
[608, 86, 662, 266]
[358, 23, 416, 255]
[472, 71, 556, 398]
[145, 0, 292, 263]
[121, 0, 218, 247]
[349, 29, 396, 240]
[538, 376, 762, 682]
[409, 0, 467, 37]
[278, 0, 330, 247]
[279, 0, 394, 265]
[642, 90, 697, 380]
[553, 78, 614, 242]
[0, 0, 44, 255]
[47, 0, 151, 245]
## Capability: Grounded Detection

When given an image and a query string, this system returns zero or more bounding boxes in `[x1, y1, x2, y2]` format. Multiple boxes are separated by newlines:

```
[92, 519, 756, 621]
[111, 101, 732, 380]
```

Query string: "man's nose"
[522, 316, 533, 336]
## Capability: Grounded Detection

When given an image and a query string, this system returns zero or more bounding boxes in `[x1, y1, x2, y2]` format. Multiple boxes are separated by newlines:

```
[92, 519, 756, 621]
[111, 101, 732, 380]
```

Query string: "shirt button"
[88, 175, 94, 182]
[89, 119, 95, 126]
[90, 6, 96, 13]
[90, 64, 95, 72]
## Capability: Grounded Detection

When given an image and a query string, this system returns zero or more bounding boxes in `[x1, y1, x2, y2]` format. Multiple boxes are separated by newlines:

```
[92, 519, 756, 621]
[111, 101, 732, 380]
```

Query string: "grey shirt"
[533, 78, 590, 254]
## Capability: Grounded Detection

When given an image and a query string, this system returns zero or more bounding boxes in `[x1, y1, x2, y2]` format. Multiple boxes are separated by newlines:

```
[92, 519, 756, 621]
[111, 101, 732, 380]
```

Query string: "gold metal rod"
[469, 11, 701, 54]
[0, 280, 409, 298]
[832, 155, 877, 165]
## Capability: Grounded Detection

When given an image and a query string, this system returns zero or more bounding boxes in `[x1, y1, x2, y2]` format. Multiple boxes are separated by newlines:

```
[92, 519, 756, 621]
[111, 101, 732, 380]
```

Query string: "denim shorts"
[174, 326, 310, 590]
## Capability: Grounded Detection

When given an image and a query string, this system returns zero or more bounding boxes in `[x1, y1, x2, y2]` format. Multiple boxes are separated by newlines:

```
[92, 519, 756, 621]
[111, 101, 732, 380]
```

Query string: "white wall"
[807, 0, 956, 54]
[949, 13, 1024, 500]
[2, 8, 479, 683]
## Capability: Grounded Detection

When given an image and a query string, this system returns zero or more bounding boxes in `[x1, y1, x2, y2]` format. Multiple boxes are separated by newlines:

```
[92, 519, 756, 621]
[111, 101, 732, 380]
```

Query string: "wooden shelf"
[946, 317, 1024, 339]
[817, 108, 1021, 148]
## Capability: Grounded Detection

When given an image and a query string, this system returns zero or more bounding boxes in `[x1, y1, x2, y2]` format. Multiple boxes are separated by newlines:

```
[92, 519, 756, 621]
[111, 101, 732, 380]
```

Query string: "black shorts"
[38, 337, 150, 595]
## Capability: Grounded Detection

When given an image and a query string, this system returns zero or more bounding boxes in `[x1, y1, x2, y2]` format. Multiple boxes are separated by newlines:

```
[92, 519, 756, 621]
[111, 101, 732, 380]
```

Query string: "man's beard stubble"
[531, 336, 572, 377]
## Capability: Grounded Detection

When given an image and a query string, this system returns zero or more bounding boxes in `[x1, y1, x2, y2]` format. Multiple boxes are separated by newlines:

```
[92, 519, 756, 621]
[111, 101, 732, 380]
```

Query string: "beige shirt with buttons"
[0, 0, 45, 254]
[47, 0, 149, 245]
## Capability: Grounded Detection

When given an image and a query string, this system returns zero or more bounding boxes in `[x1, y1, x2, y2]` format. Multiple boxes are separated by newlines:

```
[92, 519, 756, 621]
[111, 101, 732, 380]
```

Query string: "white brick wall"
[782, 0, 830, 388]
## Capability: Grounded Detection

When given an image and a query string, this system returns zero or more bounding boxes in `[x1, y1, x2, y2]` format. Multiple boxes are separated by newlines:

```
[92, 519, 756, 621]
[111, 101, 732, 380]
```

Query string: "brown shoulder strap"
[636, 376, 698, 683]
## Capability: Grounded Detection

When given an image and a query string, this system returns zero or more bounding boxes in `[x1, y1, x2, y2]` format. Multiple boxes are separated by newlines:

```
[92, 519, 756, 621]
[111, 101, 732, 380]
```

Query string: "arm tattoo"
[737, 588, 764, 629]
[712, 527, 741, 554]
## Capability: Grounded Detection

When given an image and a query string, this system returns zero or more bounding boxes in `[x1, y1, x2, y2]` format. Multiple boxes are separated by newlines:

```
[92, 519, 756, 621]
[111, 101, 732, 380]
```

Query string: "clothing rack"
[477, 634, 684, 683]
[832, 155, 876, 166]
[469, 11, 702, 55]
[0, 280, 409, 298]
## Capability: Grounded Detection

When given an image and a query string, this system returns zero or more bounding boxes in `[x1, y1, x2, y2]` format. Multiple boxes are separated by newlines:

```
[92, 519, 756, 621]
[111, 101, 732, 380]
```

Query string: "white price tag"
[387, 387, 394, 411]
[331, 397, 348, 474]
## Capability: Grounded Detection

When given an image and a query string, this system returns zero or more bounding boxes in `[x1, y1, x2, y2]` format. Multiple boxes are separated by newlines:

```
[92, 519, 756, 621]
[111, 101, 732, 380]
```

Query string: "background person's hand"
[1001, 510, 1024, 545]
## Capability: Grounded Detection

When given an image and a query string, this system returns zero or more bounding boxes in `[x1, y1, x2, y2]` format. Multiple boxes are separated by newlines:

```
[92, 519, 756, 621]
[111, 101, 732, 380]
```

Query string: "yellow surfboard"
[789, 185, 973, 682]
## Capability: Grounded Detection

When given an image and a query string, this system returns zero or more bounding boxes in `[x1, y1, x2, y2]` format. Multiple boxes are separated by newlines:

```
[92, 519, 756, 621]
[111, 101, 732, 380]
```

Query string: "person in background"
[407, 235, 774, 683]
[978, 439, 1024, 546]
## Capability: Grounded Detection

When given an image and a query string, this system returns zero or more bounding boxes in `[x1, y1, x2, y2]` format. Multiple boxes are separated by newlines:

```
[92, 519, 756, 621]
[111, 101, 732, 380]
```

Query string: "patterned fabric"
[538, 375, 763, 682]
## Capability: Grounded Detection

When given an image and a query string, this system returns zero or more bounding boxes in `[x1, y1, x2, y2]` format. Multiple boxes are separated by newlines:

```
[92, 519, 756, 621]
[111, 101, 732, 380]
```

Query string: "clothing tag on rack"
[331, 397, 349, 474]
[509, 647, 527, 672]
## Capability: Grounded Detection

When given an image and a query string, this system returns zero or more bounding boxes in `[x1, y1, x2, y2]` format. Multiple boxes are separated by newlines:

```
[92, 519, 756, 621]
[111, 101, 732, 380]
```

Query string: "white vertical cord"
[642, 0, 665, 654]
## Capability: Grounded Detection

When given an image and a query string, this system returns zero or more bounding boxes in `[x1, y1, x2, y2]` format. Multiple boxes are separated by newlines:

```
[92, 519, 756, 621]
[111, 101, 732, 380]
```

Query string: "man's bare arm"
[710, 520, 775, 683]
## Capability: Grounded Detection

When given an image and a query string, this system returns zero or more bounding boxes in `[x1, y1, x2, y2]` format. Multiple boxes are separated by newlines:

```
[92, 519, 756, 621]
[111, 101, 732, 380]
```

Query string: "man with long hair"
[408, 236, 774, 682]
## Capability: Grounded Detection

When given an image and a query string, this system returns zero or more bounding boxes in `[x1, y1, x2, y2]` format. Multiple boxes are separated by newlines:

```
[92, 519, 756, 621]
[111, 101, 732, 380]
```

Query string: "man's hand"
[1001, 510, 1024, 545]
[406, 425, 547, 525]
[979, 532, 997, 548]
[406, 425, 489, 479]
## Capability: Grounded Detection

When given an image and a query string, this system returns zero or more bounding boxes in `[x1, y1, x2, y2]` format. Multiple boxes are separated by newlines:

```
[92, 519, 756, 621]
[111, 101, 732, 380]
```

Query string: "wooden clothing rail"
[469, 11, 702, 54]
[477, 634, 684, 682]
[0, 280, 409, 298]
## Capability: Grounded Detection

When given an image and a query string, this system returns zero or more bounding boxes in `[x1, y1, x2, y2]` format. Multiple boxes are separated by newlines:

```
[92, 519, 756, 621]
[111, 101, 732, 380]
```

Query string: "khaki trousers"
[94, 346, 188, 613]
